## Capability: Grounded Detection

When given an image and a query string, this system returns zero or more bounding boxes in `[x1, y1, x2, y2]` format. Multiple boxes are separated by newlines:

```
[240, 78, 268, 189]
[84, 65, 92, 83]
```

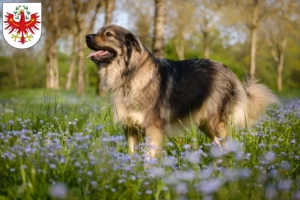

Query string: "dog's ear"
[125, 33, 141, 53]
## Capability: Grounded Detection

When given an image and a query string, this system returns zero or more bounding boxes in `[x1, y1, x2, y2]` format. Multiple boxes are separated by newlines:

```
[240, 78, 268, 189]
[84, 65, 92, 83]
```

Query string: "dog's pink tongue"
[87, 50, 105, 58]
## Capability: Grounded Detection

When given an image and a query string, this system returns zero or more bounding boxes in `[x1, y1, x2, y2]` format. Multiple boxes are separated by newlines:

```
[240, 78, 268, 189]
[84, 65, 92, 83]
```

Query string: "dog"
[86, 25, 278, 157]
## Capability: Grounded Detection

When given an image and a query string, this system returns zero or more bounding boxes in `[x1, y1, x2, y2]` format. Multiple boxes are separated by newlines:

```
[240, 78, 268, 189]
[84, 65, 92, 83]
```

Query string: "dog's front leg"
[145, 125, 164, 158]
[124, 126, 140, 154]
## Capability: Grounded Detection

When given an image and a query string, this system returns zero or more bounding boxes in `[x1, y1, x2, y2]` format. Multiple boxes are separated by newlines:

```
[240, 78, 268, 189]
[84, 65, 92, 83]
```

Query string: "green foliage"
[0, 51, 45, 90]
[0, 49, 98, 91]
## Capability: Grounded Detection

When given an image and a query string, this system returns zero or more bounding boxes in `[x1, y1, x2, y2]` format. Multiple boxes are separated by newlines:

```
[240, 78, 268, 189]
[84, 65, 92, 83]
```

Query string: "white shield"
[2, 3, 42, 49]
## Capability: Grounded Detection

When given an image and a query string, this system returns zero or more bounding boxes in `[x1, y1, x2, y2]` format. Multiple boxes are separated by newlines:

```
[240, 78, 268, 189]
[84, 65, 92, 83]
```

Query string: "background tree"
[167, 0, 196, 60]
[234, 0, 274, 78]
[65, 33, 78, 90]
[264, 0, 299, 91]
[104, 0, 115, 26]
[152, 0, 166, 58]
[96, 0, 115, 96]
[43, 0, 71, 89]
[70, 0, 101, 95]
[128, 0, 153, 49]
[195, 0, 223, 59]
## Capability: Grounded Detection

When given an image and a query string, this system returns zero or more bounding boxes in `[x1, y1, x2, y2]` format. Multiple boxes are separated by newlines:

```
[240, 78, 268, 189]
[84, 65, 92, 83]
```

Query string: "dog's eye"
[105, 32, 113, 37]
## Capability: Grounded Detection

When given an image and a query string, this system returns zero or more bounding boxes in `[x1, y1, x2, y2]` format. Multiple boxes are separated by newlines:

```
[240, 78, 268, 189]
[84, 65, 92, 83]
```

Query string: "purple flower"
[176, 183, 188, 194]
[49, 183, 67, 199]
[198, 178, 224, 194]
[90, 181, 97, 187]
[111, 188, 116, 192]
[278, 179, 292, 191]
[265, 185, 277, 199]
[290, 139, 296, 144]
[280, 161, 290, 170]
[239, 168, 250, 178]
[174, 170, 195, 181]
[264, 151, 276, 163]
[95, 124, 104, 131]
[145, 190, 152, 195]
[162, 156, 177, 167]
[50, 164, 56, 169]
[148, 167, 165, 178]
[185, 151, 201, 164]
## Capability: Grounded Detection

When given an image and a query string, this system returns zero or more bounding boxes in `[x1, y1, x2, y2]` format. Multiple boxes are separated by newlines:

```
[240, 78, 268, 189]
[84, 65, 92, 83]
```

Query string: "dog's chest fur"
[112, 92, 145, 125]
[105, 60, 159, 127]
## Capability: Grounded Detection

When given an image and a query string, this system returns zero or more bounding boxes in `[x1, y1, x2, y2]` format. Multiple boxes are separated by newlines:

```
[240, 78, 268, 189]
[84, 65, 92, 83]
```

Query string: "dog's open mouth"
[87, 48, 116, 63]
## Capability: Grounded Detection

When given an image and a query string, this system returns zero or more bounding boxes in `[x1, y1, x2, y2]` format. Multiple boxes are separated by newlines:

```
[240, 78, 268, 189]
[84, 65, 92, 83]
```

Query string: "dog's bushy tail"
[233, 79, 278, 127]
[243, 79, 278, 126]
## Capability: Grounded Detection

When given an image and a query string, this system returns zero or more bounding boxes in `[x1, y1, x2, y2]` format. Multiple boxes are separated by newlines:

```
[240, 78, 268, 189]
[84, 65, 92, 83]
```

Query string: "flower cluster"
[0, 97, 299, 199]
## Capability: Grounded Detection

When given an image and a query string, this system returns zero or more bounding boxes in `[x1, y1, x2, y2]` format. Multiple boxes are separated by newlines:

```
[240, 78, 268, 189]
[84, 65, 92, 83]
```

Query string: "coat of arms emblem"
[2, 3, 42, 49]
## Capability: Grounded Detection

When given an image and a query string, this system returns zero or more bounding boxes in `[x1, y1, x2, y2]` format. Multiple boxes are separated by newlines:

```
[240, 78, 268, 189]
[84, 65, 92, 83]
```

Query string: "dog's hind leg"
[124, 126, 140, 154]
[213, 122, 226, 139]
[145, 125, 164, 158]
[214, 122, 228, 145]
[199, 121, 227, 146]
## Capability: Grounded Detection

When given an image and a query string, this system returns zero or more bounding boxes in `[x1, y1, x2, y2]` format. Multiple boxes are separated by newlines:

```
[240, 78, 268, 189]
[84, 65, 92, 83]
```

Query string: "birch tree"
[265, 0, 299, 91]
[235, 0, 272, 78]
[96, 0, 115, 96]
[195, 0, 223, 59]
[152, 0, 166, 58]
[168, 0, 196, 60]
[69, 0, 101, 95]
[43, 1, 69, 89]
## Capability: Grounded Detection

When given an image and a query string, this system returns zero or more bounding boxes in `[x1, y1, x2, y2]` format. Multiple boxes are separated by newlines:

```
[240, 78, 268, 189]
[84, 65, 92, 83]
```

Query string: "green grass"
[0, 89, 299, 200]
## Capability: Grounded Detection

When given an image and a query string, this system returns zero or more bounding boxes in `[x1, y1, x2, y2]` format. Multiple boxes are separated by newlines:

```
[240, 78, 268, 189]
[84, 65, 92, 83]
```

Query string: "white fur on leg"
[213, 136, 222, 147]
[145, 126, 164, 158]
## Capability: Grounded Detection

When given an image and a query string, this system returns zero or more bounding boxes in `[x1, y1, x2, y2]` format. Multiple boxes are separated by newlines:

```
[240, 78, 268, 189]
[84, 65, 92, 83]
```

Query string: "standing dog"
[86, 25, 278, 157]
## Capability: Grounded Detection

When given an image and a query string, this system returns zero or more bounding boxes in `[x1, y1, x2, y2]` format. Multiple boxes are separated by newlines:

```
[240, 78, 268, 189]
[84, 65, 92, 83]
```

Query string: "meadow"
[0, 89, 299, 200]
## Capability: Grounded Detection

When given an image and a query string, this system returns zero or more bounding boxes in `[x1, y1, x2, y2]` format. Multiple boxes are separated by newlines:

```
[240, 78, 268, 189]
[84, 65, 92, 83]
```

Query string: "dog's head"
[86, 25, 141, 64]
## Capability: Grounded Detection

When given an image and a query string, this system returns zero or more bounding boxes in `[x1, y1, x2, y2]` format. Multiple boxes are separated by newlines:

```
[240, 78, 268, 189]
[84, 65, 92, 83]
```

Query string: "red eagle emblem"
[4, 7, 40, 44]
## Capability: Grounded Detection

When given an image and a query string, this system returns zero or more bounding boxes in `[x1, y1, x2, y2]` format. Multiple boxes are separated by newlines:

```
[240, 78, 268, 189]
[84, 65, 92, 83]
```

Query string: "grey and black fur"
[86, 25, 278, 157]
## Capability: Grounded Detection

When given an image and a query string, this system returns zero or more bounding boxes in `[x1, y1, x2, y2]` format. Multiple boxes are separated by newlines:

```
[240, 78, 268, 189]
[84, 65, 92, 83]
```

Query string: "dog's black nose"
[86, 34, 94, 40]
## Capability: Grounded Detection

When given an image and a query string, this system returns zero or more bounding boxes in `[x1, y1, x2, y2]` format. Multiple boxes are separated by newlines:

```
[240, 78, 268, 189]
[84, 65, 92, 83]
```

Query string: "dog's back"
[157, 58, 240, 121]
[156, 58, 277, 138]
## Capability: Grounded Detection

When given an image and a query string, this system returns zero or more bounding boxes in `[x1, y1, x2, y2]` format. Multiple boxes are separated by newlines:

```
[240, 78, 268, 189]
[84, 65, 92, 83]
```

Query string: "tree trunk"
[175, 34, 185, 60]
[277, 54, 283, 92]
[46, 38, 59, 89]
[104, 0, 115, 26]
[249, 0, 259, 79]
[249, 27, 257, 79]
[76, 36, 85, 95]
[73, 0, 101, 95]
[175, 42, 184, 60]
[202, 1, 210, 59]
[96, 0, 114, 96]
[203, 30, 210, 58]
[277, 38, 287, 92]
[152, 0, 166, 58]
[66, 35, 77, 90]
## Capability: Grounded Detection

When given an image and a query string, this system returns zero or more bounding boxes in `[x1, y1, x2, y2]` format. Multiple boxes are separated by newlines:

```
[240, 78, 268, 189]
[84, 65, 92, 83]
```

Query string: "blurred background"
[0, 0, 299, 96]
